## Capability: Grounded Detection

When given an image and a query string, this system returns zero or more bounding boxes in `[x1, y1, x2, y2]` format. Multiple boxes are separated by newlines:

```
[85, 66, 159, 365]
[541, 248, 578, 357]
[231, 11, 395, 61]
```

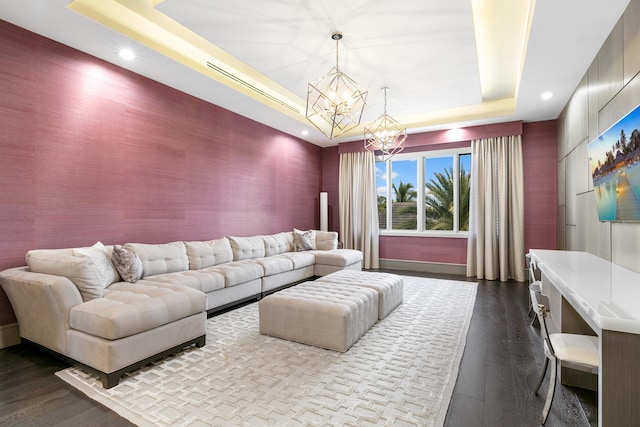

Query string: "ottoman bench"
[315, 270, 403, 319]
[258, 281, 378, 352]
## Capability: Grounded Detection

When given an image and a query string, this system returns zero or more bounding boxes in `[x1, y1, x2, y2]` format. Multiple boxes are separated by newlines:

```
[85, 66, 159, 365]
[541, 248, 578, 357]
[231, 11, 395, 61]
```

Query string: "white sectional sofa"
[0, 230, 362, 388]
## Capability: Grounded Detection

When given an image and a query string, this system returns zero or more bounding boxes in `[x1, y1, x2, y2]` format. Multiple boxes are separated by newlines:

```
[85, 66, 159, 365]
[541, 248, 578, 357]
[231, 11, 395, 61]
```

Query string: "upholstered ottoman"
[315, 270, 403, 320]
[258, 281, 378, 352]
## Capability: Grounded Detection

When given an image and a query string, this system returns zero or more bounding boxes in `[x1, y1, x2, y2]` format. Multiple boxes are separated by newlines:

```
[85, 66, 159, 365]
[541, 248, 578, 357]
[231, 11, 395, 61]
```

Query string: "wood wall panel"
[557, 0, 640, 273]
[0, 19, 322, 324]
[623, 0, 640, 85]
[564, 75, 589, 154]
[598, 18, 625, 110]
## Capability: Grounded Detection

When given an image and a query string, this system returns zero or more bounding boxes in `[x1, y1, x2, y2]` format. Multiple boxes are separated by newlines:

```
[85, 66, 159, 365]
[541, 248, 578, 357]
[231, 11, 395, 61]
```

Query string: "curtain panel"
[339, 151, 380, 269]
[466, 135, 525, 282]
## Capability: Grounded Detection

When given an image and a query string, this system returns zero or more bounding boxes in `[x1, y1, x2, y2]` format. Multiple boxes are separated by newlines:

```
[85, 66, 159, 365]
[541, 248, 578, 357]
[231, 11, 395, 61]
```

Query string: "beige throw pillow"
[72, 241, 120, 286]
[27, 245, 112, 301]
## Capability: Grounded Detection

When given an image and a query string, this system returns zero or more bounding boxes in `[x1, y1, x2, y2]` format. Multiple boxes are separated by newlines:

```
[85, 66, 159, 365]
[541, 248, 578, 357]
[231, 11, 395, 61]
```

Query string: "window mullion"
[453, 153, 459, 232]
[417, 156, 425, 231]
[386, 160, 392, 231]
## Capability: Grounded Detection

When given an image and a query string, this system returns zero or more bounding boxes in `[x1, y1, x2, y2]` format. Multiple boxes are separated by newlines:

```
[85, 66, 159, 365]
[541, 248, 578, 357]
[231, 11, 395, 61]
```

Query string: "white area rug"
[57, 276, 477, 427]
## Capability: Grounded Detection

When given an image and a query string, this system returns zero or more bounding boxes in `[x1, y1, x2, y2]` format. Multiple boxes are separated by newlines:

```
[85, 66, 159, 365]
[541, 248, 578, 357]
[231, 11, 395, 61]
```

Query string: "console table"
[528, 249, 640, 427]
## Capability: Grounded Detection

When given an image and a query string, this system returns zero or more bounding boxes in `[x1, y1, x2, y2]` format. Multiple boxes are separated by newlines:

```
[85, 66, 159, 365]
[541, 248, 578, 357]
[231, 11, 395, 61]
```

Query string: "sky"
[376, 154, 471, 198]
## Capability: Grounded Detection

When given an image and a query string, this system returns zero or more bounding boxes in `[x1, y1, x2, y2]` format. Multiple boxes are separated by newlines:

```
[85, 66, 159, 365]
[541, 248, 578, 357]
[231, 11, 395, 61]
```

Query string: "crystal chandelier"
[364, 87, 407, 160]
[306, 32, 368, 139]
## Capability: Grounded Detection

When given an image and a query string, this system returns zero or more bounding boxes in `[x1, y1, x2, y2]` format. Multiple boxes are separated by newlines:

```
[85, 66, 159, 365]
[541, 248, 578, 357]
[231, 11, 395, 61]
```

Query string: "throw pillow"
[27, 251, 108, 301]
[315, 231, 339, 250]
[73, 241, 120, 286]
[293, 228, 316, 251]
[111, 245, 144, 283]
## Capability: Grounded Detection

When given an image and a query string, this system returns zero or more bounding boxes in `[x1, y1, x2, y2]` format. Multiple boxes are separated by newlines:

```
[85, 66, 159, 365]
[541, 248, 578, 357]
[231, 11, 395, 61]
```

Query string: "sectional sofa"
[0, 230, 362, 388]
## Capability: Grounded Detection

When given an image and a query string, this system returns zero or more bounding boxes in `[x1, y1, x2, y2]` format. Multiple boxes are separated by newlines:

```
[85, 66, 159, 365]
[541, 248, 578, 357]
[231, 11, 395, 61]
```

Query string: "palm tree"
[392, 181, 417, 202]
[425, 166, 470, 230]
[390, 181, 418, 229]
[378, 195, 387, 210]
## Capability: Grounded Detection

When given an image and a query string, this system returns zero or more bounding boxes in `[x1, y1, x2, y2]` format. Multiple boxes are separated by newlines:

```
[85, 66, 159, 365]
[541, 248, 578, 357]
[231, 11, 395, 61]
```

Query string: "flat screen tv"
[587, 103, 640, 222]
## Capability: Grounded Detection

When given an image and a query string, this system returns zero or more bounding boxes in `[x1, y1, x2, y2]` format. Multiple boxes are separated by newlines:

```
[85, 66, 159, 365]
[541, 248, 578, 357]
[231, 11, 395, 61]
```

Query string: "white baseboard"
[0, 323, 20, 349]
[379, 259, 467, 276]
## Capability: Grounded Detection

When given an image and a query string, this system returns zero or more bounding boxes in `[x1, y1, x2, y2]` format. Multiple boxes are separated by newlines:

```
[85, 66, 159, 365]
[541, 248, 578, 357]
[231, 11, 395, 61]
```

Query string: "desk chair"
[527, 254, 543, 324]
[532, 296, 599, 425]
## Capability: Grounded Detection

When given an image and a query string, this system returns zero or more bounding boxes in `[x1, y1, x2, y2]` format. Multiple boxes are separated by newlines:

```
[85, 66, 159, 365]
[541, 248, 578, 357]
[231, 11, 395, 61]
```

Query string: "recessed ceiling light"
[119, 48, 135, 61]
[541, 91, 553, 100]
[301, 130, 309, 136]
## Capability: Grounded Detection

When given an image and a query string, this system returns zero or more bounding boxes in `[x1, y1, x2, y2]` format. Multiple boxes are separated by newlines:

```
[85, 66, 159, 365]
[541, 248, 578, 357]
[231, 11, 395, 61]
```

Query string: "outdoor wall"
[557, 0, 640, 274]
[0, 19, 322, 327]
[322, 120, 558, 270]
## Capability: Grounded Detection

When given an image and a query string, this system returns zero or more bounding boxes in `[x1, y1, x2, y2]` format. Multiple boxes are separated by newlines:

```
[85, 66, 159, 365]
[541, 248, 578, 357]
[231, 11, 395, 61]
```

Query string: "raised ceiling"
[0, 0, 630, 146]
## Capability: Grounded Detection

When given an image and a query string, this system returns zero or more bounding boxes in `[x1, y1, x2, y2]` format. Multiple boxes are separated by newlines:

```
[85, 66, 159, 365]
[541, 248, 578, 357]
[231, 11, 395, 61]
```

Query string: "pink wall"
[0, 20, 321, 324]
[322, 121, 558, 265]
[522, 121, 558, 252]
[321, 146, 340, 232]
[379, 236, 468, 264]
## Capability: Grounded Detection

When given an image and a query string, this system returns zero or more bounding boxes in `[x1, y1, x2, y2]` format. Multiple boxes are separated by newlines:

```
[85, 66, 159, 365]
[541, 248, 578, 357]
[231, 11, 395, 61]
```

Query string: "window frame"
[377, 146, 471, 238]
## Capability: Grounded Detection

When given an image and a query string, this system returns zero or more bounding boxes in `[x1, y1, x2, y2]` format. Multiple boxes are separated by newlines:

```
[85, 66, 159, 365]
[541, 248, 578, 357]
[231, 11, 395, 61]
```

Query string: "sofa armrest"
[0, 267, 83, 354]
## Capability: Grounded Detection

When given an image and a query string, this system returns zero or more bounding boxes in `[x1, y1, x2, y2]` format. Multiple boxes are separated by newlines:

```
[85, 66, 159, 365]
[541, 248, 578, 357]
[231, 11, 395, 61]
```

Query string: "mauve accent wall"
[321, 146, 340, 233]
[522, 121, 558, 253]
[322, 120, 558, 267]
[0, 19, 321, 325]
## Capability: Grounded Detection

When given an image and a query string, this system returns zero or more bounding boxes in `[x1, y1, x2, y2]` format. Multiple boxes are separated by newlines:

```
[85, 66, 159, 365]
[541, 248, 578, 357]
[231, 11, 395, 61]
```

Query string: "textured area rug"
[57, 276, 477, 427]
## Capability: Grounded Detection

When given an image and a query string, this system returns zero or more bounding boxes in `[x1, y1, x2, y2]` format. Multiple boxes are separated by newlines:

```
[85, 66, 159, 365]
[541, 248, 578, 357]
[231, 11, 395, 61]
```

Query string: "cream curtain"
[339, 151, 380, 269]
[466, 135, 525, 282]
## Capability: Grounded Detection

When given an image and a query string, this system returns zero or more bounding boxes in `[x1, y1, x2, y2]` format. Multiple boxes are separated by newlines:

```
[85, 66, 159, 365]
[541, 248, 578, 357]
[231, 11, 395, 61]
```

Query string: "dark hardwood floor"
[0, 271, 596, 426]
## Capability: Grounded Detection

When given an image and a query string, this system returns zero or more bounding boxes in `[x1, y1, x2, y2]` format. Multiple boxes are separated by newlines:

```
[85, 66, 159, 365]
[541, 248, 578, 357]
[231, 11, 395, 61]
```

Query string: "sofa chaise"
[0, 230, 362, 388]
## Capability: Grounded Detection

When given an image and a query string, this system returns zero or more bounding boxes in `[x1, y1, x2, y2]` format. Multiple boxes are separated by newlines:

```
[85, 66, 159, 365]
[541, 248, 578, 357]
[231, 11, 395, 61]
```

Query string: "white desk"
[529, 249, 640, 427]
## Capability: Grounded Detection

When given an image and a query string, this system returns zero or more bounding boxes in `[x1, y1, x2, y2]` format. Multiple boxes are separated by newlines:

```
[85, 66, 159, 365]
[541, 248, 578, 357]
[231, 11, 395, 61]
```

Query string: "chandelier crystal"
[306, 32, 368, 139]
[364, 87, 407, 160]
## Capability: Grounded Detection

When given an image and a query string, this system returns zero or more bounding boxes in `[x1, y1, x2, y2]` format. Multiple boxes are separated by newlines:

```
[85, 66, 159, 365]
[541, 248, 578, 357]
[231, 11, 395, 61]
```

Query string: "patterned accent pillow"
[111, 245, 144, 283]
[293, 229, 316, 251]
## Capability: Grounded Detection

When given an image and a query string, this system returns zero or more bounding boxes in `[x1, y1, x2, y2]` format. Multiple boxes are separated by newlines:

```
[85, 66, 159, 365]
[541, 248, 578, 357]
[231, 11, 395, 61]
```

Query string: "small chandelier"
[306, 32, 368, 139]
[364, 87, 407, 160]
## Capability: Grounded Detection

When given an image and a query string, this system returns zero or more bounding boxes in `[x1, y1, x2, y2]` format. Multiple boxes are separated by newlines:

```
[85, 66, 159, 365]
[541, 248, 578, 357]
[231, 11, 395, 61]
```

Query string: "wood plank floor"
[0, 271, 596, 426]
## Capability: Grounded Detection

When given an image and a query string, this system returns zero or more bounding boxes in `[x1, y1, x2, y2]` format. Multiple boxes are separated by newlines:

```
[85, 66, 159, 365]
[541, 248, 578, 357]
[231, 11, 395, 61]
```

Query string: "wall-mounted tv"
[588, 104, 640, 222]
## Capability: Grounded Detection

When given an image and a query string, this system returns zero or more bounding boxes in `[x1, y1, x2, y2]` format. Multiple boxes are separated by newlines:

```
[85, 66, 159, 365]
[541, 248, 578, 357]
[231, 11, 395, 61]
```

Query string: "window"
[376, 147, 471, 236]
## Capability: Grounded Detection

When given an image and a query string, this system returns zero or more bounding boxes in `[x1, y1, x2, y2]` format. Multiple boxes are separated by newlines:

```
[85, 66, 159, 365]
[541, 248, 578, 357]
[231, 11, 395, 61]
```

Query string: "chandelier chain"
[383, 87, 388, 115]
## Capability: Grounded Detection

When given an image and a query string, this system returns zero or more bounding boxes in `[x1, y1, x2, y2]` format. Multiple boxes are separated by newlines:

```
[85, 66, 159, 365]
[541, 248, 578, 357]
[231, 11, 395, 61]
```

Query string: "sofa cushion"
[144, 270, 225, 294]
[282, 252, 316, 269]
[254, 255, 294, 276]
[184, 238, 233, 270]
[125, 242, 188, 277]
[209, 260, 264, 287]
[26, 250, 110, 301]
[315, 231, 339, 251]
[111, 245, 144, 283]
[70, 280, 206, 340]
[312, 249, 363, 267]
[228, 236, 266, 260]
[293, 229, 316, 251]
[263, 232, 294, 256]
